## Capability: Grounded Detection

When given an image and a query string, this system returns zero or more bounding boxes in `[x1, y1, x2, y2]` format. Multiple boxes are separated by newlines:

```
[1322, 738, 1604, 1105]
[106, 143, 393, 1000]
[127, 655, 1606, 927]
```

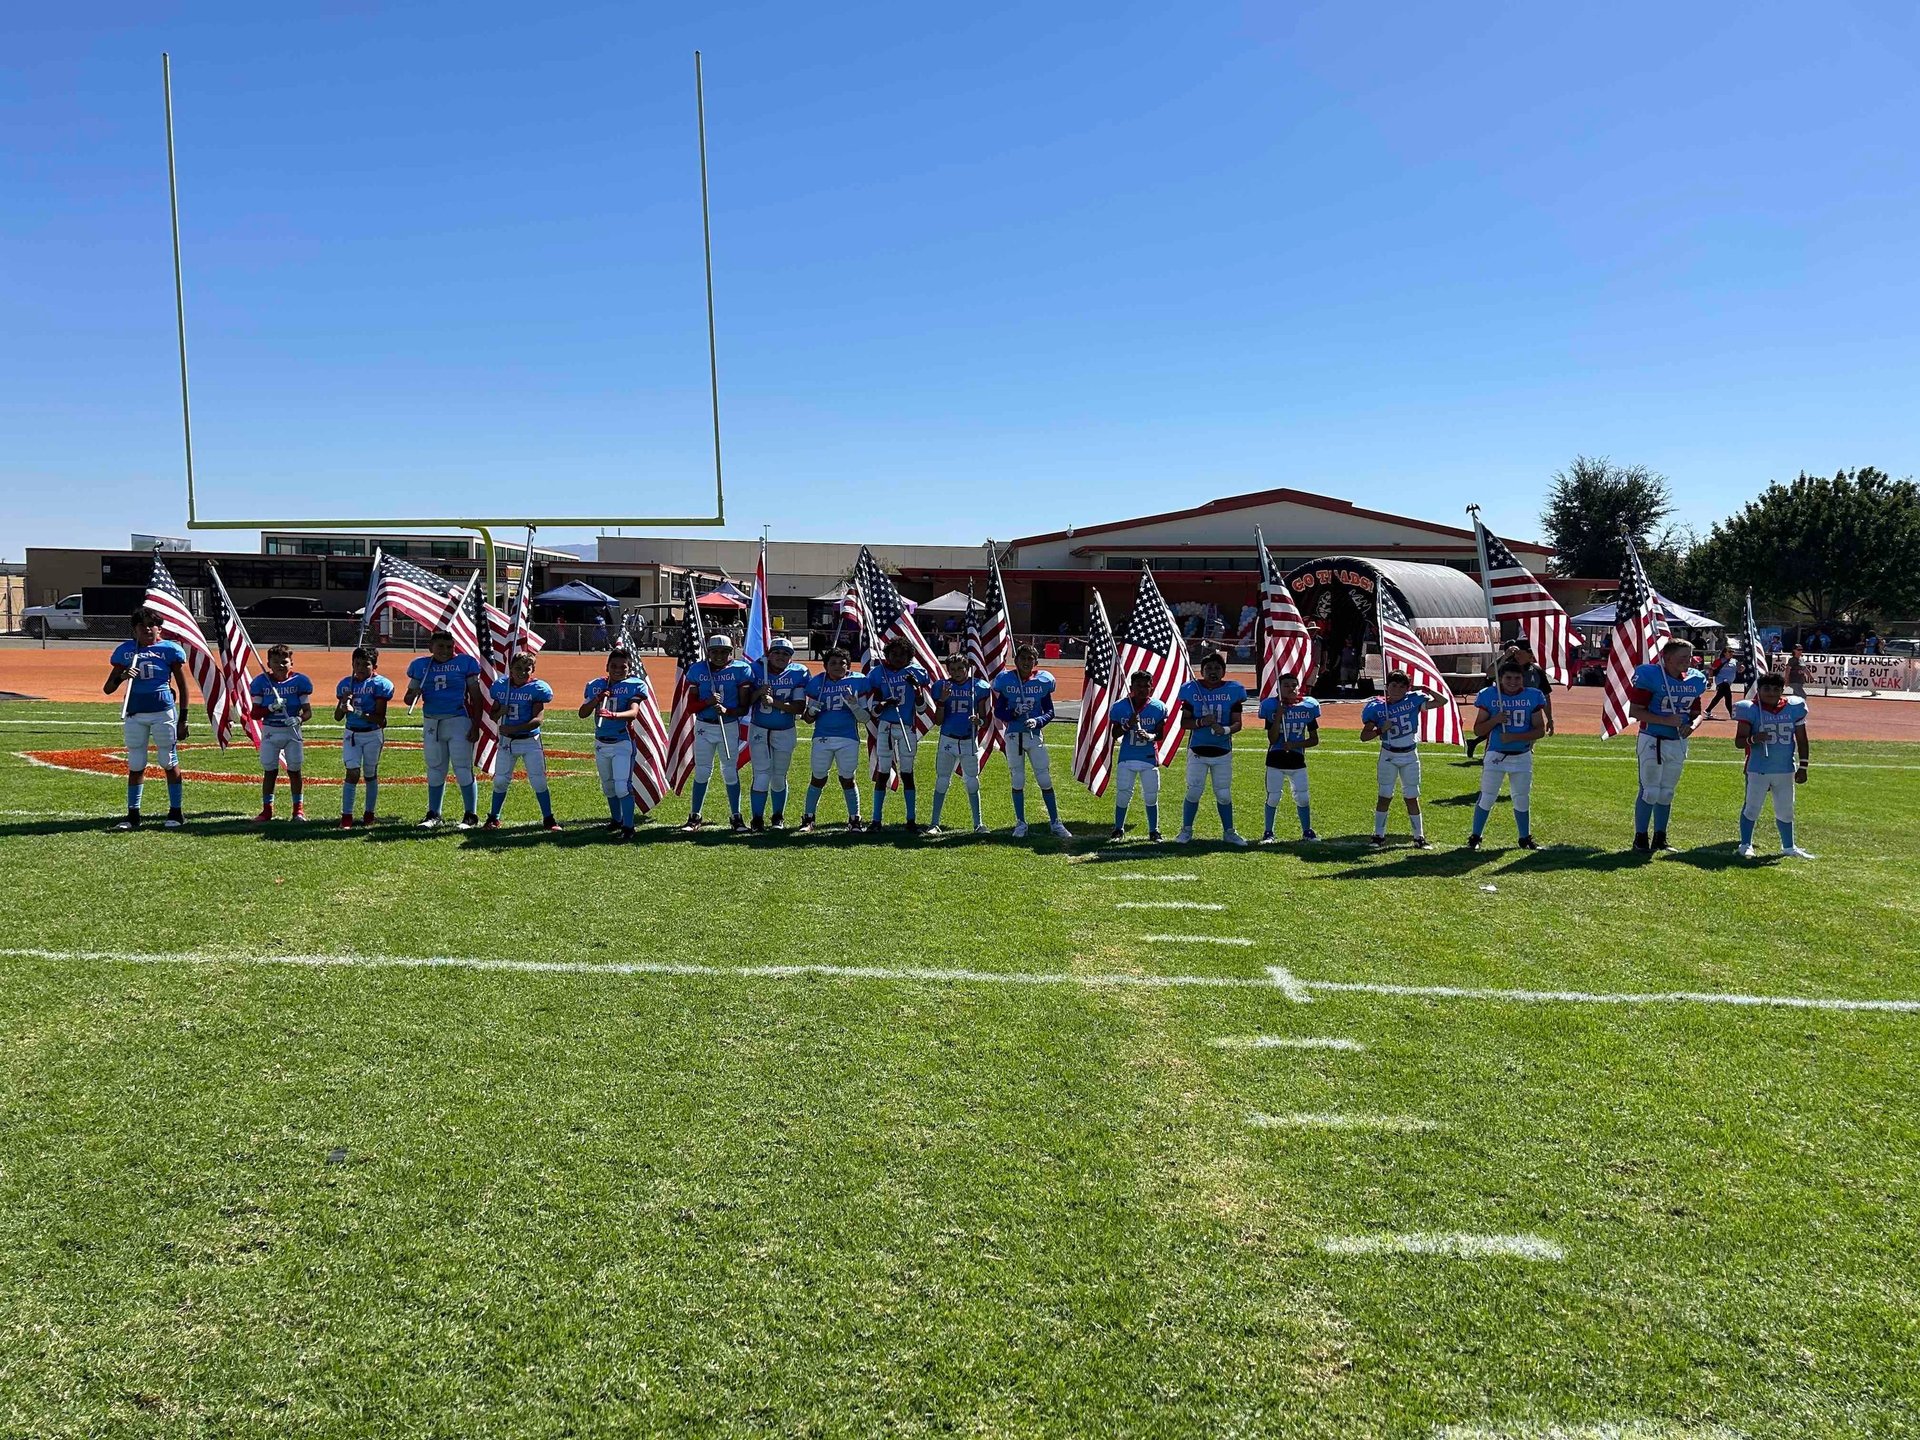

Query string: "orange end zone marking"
[19, 742, 594, 786]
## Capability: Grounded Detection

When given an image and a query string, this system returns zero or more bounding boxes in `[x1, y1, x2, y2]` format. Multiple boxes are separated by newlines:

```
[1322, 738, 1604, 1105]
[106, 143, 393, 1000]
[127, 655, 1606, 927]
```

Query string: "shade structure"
[695, 589, 747, 610]
[1568, 594, 1722, 629]
[917, 589, 973, 614]
[1281, 555, 1497, 660]
[534, 580, 619, 607]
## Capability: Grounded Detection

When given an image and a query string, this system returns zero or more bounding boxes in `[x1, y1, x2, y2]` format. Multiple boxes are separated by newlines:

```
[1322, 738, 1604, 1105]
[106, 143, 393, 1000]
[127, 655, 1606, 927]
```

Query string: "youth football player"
[333, 646, 392, 828]
[1733, 672, 1814, 859]
[1257, 671, 1319, 842]
[1106, 670, 1168, 840]
[1627, 637, 1709, 852]
[103, 607, 190, 830]
[683, 633, 753, 831]
[926, 651, 991, 836]
[991, 643, 1072, 839]
[404, 629, 487, 829]
[1175, 651, 1248, 845]
[864, 637, 931, 834]
[1359, 670, 1436, 848]
[249, 644, 314, 822]
[746, 636, 808, 831]
[485, 652, 559, 831]
[1466, 659, 1548, 850]
[580, 646, 649, 841]
[801, 647, 870, 831]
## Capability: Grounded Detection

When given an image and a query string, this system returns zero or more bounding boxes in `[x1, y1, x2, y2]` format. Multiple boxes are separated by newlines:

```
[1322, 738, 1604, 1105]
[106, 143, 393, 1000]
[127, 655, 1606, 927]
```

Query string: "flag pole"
[1466, 504, 1500, 646]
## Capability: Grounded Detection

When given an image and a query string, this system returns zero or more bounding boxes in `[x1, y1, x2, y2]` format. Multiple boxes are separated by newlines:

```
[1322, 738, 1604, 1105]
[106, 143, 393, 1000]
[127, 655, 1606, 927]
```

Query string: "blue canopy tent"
[535, 581, 620, 608]
[1568, 594, 1722, 630]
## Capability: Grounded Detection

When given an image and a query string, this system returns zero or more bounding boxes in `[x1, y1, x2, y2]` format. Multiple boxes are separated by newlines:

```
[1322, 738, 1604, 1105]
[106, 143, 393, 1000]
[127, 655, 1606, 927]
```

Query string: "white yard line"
[1114, 900, 1228, 911]
[1250, 1112, 1434, 1131]
[1140, 933, 1254, 946]
[1321, 1232, 1564, 1260]
[1433, 1423, 1739, 1439]
[1099, 873, 1200, 882]
[0, 947, 1915, 1014]
[1210, 1035, 1364, 1051]
[1267, 966, 1316, 1003]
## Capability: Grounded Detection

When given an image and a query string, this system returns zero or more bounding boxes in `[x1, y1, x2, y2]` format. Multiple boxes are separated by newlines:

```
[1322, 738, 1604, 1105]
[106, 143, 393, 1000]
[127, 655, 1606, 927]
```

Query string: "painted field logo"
[19, 741, 594, 786]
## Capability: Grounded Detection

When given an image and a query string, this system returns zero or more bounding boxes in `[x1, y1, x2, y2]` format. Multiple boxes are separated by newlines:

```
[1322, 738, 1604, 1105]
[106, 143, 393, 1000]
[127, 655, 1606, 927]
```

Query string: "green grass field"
[2, 700, 1917, 1438]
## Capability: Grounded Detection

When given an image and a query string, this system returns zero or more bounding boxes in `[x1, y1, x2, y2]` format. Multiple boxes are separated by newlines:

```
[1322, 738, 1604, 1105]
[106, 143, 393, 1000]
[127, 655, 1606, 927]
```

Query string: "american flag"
[206, 562, 264, 750]
[1256, 526, 1315, 699]
[141, 554, 239, 747]
[362, 548, 543, 663]
[1376, 587, 1465, 745]
[851, 545, 943, 784]
[446, 570, 504, 774]
[1112, 565, 1191, 766]
[969, 544, 1014, 762]
[1070, 590, 1118, 795]
[621, 612, 673, 814]
[503, 531, 537, 670]
[1473, 518, 1571, 686]
[1599, 533, 1671, 738]
[1742, 588, 1771, 693]
[660, 571, 703, 795]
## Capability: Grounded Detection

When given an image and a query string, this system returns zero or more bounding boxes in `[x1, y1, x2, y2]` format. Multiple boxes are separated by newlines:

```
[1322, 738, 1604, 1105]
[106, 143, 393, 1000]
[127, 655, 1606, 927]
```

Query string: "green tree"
[1539, 456, 1675, 578]
[1691, 468, 1920, 626]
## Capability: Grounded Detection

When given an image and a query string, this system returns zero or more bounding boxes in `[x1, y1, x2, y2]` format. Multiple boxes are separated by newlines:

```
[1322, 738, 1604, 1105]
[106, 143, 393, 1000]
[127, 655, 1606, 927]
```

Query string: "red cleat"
[291, 804, 307, 823]
[251, 807, 273, 823]
[338, 814, 354, 830]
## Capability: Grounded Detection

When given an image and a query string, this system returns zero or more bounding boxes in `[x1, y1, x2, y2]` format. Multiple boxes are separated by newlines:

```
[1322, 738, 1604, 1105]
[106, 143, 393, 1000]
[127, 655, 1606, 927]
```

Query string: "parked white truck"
[21, 594, 89, 637]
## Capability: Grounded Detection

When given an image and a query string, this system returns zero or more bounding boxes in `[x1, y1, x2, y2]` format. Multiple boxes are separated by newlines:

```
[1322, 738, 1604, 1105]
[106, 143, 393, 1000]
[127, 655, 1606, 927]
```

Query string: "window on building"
[217, 559, 324, 590]
[328, 562, 372, 591]
[103, 555, 210, 587]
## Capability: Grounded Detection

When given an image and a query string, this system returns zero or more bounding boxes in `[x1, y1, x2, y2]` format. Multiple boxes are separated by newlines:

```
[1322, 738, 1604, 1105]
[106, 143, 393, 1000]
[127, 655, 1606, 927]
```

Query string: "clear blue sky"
[5, 1, 1917, 560]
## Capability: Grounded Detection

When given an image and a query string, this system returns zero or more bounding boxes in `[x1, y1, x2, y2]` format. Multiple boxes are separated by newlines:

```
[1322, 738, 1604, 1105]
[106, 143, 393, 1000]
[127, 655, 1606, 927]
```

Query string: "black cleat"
[1412, 835, 1432, 849]
[903, 821, 919, 836]
[769, 813, 785, 830]
[1632, 832, 1651, 852]
[729, 815, 746, 832]
[749, 816, 765, 833]
[1517, 835, 1539, 850]
[618, 826, 634, 843]
[1369, 834, 1387, 849]
[113, 811, 141, 832]
[1300, 829, 1318, 841]
[1464, 834, 1481, 850]
[1650, 830, 1669, 852]
[1147, 830, 1163, 842]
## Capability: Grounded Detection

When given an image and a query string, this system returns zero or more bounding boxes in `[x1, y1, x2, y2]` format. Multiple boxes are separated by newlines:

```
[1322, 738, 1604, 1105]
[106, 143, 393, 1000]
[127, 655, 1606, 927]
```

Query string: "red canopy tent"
[695, 590, 746, 610]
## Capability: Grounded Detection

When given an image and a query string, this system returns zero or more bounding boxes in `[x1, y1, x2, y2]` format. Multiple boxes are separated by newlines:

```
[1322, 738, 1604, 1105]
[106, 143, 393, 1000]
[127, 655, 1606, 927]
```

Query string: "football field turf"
[2, 700, 1917, 1437]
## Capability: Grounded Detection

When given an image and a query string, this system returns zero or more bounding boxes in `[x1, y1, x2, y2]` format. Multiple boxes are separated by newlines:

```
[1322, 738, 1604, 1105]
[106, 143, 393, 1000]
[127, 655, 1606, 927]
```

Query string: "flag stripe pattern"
[445, 572, 503, 775]
[1743, 591, 1771, 693]
[971, 547, 1014, 763]
[363, 549, 544, 663]
[207, 564, 264, 750]
[852, 546, 944, 784]
[1112, 566, 1191, 766]
[141, 555, 237, 748]
[660, 572, 703, 795]
[620, 612, 673, 814]
[1474, 520, 1571, 686]
[1599, 535, 1671, 738]
[1376, 588, 1465, 745]
[1071, 590, 1118, 795]
[1256, 530, 1316, 699]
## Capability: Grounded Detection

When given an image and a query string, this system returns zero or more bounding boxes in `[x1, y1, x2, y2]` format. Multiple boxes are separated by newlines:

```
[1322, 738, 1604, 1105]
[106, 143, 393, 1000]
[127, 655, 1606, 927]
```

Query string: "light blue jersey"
[491, 678, 553, 735]
[1178, 679, 1247, 756]
[1362, 692, 1428, 748]
[1258, 694, 1321, 751]
[1474, 684, 1548, 755]
[687, 658, 753, 717]
[336, 674, 394, 732]
[931, 677, 990, 739]
[407, 653, 482, 717]
[866, 662, 930, 723]
[1108, 697, 1168, 764]
[806, 672, 871, 740]
[992, 669, 1057, 728]
[1736, 697, 1808, 774]
[111, 639, 187, 714]
[1630, 662, 1708, 739]
[584, 676, 650, 742]
[749, 660, 809, 732]
[250, 672, 313, 730]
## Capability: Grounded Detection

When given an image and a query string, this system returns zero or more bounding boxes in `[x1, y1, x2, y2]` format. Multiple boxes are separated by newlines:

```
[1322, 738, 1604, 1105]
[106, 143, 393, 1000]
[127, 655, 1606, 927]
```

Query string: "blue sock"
[1297, 805, 1312, 835]
[1516, 809, 1530, 839]
[1634, 795, 1653, 832]
[804, 784, 821, 821]
[1217, 803, 1233, 835]
[725, 781, 741, 817]
[1652, 802, 1672, 832]
[458, 780, 477, 817]
[1472, 805, 1490, 838]
[535, 789, 552, 821]
[620, 794, 634, 828]
[1739, 812, 1755, 845]
[931, 789, 949, 826]
[342, 780, 357, 817]
[1779, 820, 1794, 850]
[771, 788, 787, 818]
[489, 789, 508, 820]
[606, 793, 621, 822]
[365, 778, 379, 815]
[690, 780, 708, 817]
[1012, 789, 1026, 823]
[969, 790, 983, 828]
[167, 779, 182, 811]
[873, 788, 887, 825]
[1042, 789, 1060, 823]
[1145, 803, 1158, 832]
[1264, 803, 1277, 836]
[427, 781, 444, 816]
[846, 789, 862, 822]
[751, 788, 767, 820]
[128, 776, 144, 810]
[1182, 799, 1199, 831]
[905, 788, 918, 824]
[1116, 802, 1130, 830]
